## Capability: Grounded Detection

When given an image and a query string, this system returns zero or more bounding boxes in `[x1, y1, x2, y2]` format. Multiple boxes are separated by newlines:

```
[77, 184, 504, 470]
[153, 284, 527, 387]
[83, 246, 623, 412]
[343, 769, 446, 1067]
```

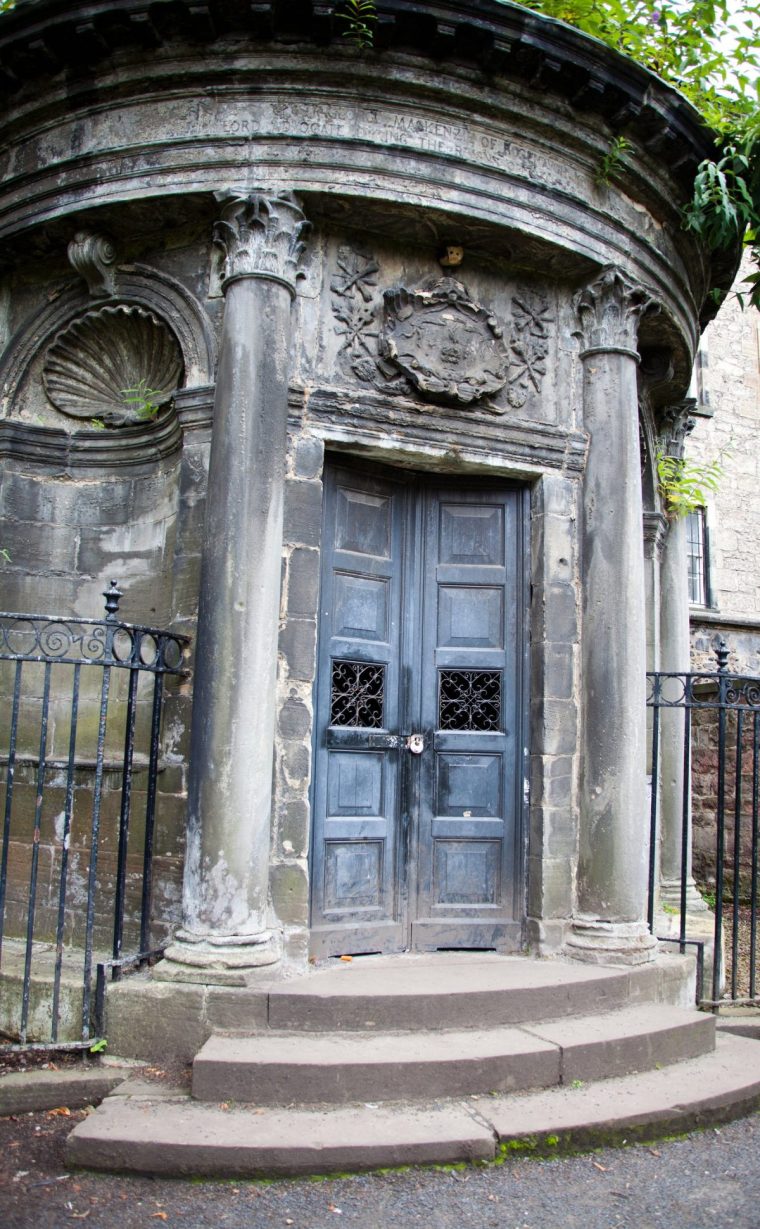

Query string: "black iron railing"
[647, 642, 760, 1009]
[0, 583, 188, 1050]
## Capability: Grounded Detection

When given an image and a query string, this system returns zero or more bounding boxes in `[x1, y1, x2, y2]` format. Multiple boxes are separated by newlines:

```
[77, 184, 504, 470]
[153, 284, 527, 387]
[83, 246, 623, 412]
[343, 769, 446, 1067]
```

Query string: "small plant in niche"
[595, 136, 632, 188]
[121, 378, 165, 421]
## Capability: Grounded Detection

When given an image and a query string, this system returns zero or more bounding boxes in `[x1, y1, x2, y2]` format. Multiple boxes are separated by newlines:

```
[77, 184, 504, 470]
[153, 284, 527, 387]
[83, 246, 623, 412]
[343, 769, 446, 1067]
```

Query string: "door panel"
[310, 461, 526, 958]
[413, 488, 521, 949]
[310, 467, 408, 956]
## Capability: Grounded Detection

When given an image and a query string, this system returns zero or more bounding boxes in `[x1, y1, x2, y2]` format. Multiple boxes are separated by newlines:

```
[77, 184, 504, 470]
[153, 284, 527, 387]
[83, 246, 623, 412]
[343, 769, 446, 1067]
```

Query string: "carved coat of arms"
[330, 245, 553, 412]
[379, 278, 509, 407]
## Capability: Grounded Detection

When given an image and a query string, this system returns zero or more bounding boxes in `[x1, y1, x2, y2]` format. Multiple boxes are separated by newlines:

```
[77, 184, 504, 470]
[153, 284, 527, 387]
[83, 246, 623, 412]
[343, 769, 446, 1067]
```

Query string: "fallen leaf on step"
[339, 955, 352, 962]
[152, 1214, 168, 1220]
[47, 1107, 71, 1117]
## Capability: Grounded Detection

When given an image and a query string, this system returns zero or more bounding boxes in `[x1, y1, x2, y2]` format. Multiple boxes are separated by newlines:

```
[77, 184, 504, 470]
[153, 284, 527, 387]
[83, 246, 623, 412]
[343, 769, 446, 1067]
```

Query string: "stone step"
[263, 952, 691, 1032]
[66, 1034, 760, 1178]
[191, 1005, 714, 1105]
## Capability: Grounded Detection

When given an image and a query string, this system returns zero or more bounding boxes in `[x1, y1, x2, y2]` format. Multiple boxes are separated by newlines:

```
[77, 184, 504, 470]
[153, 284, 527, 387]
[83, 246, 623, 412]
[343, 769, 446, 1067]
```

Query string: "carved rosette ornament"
[213, 191, 309, 298]
[379, 277, 510, 407]
[574, 265, 660, 356]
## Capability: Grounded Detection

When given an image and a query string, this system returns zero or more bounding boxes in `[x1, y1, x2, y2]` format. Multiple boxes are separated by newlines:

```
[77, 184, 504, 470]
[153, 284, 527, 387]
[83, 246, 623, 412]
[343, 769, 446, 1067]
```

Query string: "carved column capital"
[213, 191, 309, 298]
[660, 398, 697, 460]
[67, 231, 117, 297]
[574, 265, 660, 358]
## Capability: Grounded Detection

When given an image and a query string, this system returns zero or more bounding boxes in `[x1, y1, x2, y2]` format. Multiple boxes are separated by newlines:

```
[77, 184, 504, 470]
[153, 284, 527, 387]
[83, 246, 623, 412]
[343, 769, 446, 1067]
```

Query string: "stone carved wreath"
[42, 304, 183, 426]
[330, 245, 553, 412]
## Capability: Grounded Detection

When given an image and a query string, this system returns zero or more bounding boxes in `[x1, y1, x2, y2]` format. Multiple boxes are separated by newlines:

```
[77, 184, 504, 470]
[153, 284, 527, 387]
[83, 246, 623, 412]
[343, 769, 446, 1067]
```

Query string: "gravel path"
[1, 1105, 759, 1229]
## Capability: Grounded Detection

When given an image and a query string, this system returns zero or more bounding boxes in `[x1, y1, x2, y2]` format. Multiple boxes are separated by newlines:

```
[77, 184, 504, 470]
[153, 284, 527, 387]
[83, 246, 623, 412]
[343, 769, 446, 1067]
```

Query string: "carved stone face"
[439, 245, 464, 268]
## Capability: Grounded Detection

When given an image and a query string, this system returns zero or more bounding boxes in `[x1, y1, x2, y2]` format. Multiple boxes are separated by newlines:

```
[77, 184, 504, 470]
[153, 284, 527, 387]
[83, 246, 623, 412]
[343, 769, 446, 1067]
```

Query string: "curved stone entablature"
[0, 0, 737, 373]
[0, 0, 721, 175]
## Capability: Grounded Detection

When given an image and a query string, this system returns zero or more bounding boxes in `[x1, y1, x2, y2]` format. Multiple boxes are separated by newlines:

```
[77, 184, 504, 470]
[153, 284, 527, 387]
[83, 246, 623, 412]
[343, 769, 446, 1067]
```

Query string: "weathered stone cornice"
[574, 266, 660, 357]
[213, 192, 309, 298]
[302, 385, 588, 476]
[0, 409, 183, 473]
[0, 0, 721, 183]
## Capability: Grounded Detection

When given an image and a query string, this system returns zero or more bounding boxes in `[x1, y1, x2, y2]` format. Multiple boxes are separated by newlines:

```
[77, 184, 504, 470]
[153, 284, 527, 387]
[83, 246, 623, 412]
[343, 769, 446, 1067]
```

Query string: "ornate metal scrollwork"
[439, 669, 502, 731]
[330, 659, 385, 728]
[0, 591, 187, 673]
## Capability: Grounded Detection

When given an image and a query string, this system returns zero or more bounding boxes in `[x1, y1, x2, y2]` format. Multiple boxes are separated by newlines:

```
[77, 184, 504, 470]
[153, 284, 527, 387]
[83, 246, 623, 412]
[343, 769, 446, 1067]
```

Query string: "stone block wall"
[686, 257, 760, 896]
[687, 254, 760, 666]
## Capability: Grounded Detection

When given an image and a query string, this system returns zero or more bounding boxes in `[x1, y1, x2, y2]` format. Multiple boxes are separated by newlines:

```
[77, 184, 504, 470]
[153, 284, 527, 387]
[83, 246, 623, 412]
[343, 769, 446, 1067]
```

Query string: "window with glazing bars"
[686, 508, 709, 606]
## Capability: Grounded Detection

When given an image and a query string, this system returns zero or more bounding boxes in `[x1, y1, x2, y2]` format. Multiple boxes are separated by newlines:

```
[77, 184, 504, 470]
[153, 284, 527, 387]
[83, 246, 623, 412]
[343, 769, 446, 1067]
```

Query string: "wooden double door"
[309, 460, 528, 957]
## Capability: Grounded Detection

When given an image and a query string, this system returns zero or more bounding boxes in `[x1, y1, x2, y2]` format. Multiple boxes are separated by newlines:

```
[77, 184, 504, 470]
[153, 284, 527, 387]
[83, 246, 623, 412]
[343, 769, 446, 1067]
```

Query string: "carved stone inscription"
[330, 245, 553, 412]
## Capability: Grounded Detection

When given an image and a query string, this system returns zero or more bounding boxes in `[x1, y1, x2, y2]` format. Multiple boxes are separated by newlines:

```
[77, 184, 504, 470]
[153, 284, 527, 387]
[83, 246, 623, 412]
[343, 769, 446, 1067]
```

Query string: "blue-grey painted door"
[310, 460, 527, 957]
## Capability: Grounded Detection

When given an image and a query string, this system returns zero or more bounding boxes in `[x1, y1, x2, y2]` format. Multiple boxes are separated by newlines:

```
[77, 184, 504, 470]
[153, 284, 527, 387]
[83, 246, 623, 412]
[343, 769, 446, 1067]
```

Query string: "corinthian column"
[162, 192, 309, 983]
[658, 401, 707, 913]
[566, 266, 660, 964]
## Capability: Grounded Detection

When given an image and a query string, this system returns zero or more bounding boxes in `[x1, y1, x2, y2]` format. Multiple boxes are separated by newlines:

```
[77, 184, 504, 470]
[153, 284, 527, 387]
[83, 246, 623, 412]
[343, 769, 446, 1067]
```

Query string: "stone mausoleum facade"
[0, 0, 740, 1017]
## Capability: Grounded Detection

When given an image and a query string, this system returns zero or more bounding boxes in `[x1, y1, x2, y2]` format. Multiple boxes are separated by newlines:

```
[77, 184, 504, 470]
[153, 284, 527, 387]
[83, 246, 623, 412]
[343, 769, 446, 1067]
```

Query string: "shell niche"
[42, 304, 183, 426]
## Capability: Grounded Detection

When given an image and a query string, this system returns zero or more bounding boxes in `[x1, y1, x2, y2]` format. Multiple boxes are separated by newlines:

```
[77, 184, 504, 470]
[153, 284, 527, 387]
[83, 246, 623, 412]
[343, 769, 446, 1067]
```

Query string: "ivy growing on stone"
[328, 0, 760, 308]
[656, 450, 725, 518]
[513, 1, 760, 308]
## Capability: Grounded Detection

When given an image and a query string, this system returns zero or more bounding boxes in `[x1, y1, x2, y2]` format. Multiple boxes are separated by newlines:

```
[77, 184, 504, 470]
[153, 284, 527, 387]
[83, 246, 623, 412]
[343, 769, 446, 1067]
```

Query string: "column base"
[156, 928, 281, 986]
[565, 917, 658, 966]
[659, 877, 709, 913]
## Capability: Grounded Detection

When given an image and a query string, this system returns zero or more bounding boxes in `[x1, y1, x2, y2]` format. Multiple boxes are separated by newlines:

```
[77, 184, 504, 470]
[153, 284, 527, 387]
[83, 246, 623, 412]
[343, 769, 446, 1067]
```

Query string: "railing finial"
[103, 579, 123, 621]
[715, 637, 729, 673]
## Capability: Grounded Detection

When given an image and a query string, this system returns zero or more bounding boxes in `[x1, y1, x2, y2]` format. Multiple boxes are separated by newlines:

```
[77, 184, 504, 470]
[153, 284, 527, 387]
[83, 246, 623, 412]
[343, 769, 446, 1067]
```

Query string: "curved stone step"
[264, 953, 691, 1032]
[66, 1034, 760, 1178]
[191, 1005, 714, 1105]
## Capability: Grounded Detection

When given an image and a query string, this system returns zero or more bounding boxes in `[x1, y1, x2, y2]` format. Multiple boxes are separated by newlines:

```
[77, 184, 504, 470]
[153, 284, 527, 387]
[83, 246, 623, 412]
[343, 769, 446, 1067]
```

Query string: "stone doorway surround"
[0, 1, 741, 1012]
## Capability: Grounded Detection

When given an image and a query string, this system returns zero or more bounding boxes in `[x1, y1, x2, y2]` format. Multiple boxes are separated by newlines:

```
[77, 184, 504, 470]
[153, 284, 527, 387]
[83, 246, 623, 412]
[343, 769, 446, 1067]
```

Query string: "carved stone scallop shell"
[43, 304, 183, 425]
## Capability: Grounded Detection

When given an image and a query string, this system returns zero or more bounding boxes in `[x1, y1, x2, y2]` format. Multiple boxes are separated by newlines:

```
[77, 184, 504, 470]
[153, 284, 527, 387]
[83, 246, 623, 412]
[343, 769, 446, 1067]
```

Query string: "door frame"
[307, 453, 532, 957]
